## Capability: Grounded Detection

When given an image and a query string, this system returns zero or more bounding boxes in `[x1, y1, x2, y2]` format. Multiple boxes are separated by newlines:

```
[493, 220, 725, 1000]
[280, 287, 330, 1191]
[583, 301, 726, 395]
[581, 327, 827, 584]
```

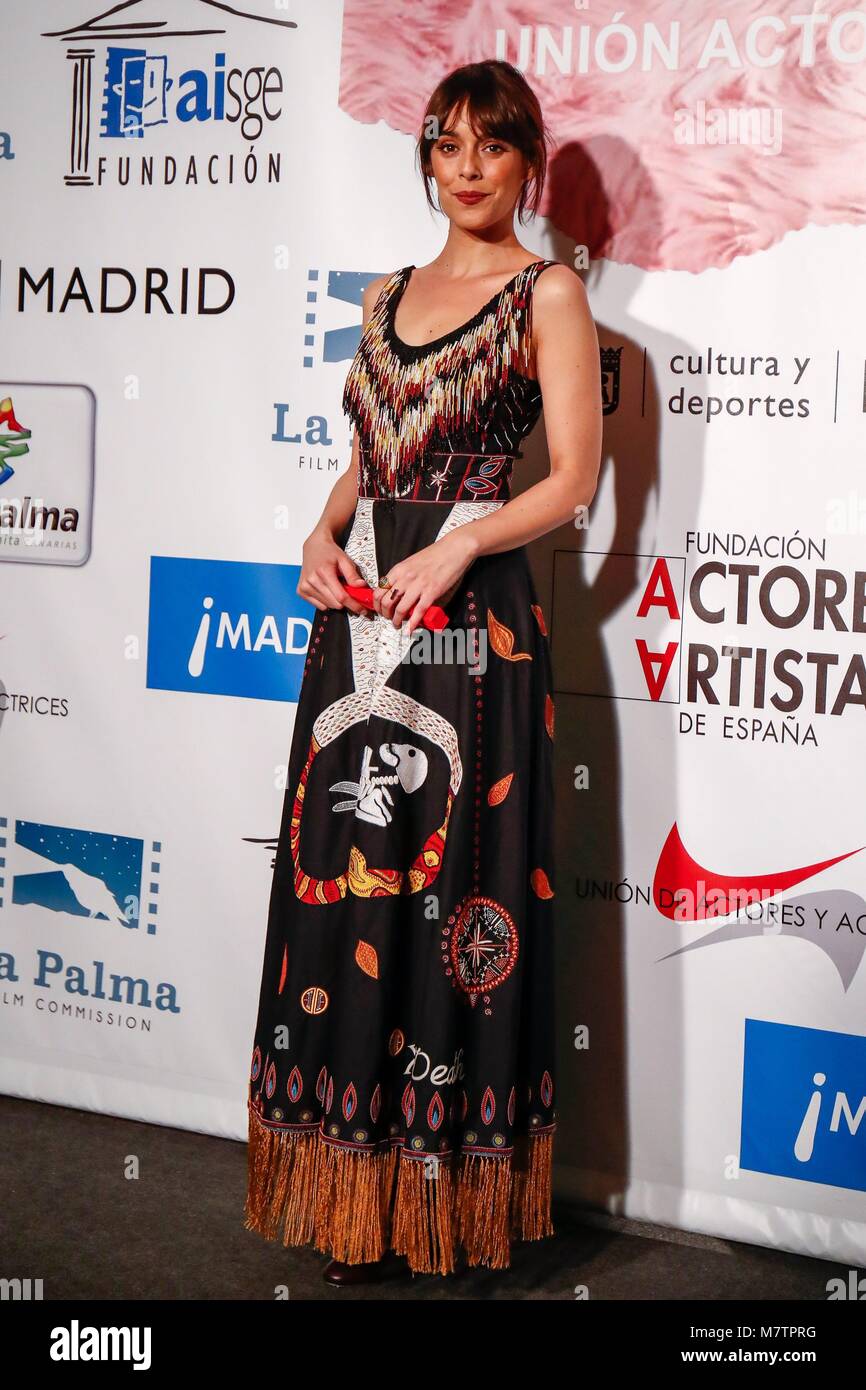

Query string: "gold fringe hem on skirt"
[243, 1101, 554, 1276]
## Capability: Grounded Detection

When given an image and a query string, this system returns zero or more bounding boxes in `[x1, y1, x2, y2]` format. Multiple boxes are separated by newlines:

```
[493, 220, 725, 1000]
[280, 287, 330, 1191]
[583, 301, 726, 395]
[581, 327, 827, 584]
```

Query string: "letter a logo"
[635, 558, 680, 699]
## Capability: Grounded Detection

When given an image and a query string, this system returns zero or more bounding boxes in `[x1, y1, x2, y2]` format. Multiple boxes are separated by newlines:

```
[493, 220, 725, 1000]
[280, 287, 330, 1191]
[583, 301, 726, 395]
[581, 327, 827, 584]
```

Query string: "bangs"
[437, 91, 523, 149]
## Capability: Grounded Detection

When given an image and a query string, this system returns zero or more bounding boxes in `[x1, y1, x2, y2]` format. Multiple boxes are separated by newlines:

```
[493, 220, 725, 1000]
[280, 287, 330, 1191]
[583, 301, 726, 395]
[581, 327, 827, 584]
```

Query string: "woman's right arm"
[297, 272, 390, 614]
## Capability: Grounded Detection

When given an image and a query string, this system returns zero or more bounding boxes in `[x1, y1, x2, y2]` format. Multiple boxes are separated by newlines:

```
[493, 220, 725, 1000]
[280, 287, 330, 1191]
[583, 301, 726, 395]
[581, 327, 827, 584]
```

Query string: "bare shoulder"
[362, 269, 399, 307]
[528, 264, 595, 377]
[533, 261, 589, 314]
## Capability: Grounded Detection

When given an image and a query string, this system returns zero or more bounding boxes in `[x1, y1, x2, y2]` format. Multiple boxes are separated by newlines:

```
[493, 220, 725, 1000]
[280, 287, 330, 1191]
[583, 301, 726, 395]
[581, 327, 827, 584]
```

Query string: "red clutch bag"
[341, 583, 449, 631]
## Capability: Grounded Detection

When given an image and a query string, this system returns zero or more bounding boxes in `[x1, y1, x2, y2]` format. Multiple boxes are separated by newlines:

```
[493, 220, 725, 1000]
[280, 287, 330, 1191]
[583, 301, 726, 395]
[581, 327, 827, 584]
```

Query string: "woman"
[244, 59, 602, 1283]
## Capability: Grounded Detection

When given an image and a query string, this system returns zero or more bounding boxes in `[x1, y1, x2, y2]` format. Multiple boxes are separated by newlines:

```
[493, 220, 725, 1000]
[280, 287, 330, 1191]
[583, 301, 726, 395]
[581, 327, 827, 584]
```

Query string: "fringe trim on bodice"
[341, 261, 556, 498]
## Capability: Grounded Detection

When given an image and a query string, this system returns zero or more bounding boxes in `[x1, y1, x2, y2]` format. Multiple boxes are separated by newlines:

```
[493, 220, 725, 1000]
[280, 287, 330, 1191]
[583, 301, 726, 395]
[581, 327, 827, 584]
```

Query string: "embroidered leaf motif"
[355, 938, 379, 979]
[278, 944, 288, 994]
[544, 693, 555, 739]
[531, 867, 555, 899]
[487, 772, 514, 806]
[531, 603, 548, 635]
[488, 608, 531, 662]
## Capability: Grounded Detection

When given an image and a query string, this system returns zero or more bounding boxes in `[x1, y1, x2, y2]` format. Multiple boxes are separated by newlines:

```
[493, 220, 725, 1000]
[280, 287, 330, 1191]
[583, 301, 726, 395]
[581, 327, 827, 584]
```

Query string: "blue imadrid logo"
[740, 1018, 866, 1194]
[146, 556, 314, 703]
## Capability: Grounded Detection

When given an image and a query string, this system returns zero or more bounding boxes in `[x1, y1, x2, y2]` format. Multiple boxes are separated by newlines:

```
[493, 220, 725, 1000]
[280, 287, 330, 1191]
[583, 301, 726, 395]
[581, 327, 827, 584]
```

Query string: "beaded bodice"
[341, 260, 558, 498]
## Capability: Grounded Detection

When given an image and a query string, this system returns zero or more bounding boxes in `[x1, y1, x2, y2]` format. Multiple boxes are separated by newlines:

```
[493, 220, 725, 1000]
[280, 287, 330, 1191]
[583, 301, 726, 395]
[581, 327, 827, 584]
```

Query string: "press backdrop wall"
[2, 0, 865, 1271]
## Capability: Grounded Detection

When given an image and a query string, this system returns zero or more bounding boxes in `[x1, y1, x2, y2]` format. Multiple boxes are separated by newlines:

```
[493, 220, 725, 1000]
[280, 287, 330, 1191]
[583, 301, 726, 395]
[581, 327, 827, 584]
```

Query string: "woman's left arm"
[377, 266, 603, 632]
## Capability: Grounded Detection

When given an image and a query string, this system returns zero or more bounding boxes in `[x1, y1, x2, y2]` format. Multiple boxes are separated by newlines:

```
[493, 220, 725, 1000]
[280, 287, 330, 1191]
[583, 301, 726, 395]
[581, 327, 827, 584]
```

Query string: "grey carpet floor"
[0, 1094, 844, 1301]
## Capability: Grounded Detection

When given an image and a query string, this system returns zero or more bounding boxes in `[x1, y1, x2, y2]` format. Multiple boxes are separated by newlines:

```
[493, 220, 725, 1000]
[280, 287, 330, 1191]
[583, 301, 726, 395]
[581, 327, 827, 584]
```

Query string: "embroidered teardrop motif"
[544, 693, 555, 739]
[530, 867, 555, 899]
[487, 771, 514, 806]
[531, 603, 548, 635]
[355, 938, 379, 978]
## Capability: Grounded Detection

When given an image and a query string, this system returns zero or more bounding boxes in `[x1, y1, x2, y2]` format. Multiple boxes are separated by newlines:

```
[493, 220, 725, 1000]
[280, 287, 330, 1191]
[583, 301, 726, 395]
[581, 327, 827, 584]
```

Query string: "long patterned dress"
[244, 259, 559, 1276]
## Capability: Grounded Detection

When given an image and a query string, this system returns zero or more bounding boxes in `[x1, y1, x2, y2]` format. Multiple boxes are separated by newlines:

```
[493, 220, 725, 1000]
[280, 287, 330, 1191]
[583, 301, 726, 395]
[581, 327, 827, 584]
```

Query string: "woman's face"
[429, 103, 529, 231]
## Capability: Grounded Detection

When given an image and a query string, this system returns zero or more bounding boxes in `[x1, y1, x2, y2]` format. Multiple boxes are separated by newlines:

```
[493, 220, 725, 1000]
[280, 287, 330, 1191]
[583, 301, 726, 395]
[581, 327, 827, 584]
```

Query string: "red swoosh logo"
[654, 822, 864, 921]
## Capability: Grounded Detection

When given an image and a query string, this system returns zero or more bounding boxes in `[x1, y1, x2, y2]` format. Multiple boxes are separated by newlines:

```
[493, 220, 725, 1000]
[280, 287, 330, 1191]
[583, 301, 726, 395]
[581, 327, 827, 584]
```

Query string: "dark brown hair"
[415, 61, 551, 225]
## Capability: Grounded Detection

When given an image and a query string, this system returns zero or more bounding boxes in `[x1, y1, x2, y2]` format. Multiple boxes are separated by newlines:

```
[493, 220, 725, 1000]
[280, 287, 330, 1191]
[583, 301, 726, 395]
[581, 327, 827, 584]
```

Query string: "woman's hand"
[298, 526, 370, 615]
[373, 529, 478, 633]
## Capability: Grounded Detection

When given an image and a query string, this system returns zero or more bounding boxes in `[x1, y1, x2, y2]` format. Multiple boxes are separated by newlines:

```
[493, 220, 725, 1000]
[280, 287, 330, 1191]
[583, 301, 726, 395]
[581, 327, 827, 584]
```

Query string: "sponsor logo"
[741, 1020, 866, 1194]
[0, 815, 179, 1017]
[301, 267, 390, 369]
[653, 822, 866, 989]
[553, 537, 866, 736]
[6, 817, 153, 931]
[146, 555, 313, 702]
[41, 1, 298, 190]
[0, 385, 93, 565]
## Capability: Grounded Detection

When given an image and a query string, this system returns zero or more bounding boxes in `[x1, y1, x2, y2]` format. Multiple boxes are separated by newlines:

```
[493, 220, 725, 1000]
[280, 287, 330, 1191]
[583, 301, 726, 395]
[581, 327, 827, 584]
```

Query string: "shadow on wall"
[516, 137, 710, 1223]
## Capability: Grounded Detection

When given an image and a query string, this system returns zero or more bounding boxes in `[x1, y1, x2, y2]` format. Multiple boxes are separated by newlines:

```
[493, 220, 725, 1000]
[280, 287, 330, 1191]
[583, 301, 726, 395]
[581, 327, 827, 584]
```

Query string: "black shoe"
[322, 1250, 407, 1286]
